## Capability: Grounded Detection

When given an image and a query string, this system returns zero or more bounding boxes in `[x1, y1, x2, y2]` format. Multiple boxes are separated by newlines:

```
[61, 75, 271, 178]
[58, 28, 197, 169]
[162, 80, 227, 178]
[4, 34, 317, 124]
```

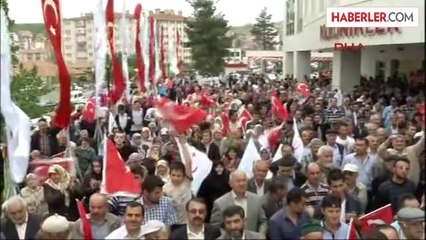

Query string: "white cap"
[141, 220, 166, 236]
[343, 163, 358, 173]
[160, 128, 169, 135]
[41, 214, 69, 233]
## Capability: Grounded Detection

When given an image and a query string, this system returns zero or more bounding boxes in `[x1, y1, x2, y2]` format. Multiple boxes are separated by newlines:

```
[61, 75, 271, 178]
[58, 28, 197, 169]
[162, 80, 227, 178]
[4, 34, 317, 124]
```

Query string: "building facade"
[61, 9, 191, 66]
[282, 0, 425, 91]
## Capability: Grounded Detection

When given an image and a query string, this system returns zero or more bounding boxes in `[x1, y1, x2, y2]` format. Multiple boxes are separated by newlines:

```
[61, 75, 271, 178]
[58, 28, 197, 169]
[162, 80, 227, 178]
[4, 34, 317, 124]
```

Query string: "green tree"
[185, 0, 232, 75]
[11, 64, 50, 118]
[250, 7, 279, 50]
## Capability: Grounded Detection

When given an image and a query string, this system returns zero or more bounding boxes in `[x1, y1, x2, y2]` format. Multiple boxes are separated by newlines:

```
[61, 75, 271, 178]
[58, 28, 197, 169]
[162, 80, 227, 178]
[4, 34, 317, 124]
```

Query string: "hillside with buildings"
[229, 21, 283, 50]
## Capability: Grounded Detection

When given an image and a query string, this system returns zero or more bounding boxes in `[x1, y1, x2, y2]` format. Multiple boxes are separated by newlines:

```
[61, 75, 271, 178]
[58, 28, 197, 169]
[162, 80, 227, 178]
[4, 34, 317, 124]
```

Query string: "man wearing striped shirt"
[300, 162, 330, 207]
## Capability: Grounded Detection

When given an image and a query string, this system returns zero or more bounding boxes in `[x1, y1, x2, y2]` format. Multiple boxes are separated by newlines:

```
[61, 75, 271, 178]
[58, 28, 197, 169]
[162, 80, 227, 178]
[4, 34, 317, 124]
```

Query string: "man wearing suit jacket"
[217, 205, 265, 240]
[194, 130, 221, 162]
[1, 196, 42, 240]
[170, 198, 221, 240]
[210, 170, 268, 234]
[247, 160, 271, 196]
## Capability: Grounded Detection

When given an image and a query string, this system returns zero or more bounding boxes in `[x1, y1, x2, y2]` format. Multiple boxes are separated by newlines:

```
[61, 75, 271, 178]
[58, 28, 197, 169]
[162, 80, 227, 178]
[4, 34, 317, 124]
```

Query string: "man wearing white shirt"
[1, 196, 41, 240]
[248, 160, 271, 196]
[106, 202, 144, 239]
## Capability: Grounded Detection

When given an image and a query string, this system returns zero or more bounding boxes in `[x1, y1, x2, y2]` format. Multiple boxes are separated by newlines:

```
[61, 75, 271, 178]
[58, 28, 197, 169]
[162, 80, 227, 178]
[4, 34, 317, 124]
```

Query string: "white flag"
[167, 27, 179, 76]
[93, 0, 106, 113]
[272, 144, 283, 162]
[141, 11, 150, 91]
[292, 118, 304, 163]
[237, 137, 261, 179]
[1, 8, 31, 183]
[176, 141, 212, 195]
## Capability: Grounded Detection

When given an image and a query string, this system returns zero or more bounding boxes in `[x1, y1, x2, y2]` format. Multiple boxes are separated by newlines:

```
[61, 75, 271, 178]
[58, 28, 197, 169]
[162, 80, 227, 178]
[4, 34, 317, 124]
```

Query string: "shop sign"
[334, 42, 365, 51]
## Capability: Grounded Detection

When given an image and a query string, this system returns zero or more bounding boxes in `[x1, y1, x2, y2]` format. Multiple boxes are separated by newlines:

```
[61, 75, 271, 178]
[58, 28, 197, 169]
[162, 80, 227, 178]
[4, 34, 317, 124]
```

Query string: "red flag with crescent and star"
[106, 0, 125, 104]
[134, 3, 145, 93]
[41, 0, 71, 129]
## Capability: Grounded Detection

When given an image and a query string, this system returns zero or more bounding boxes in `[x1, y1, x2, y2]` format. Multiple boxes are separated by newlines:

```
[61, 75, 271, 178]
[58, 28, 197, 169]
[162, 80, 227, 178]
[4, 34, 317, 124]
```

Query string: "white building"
[282, 0, 425, 91]
[225, 48, 243, 63]
[61, 10, 191, 66]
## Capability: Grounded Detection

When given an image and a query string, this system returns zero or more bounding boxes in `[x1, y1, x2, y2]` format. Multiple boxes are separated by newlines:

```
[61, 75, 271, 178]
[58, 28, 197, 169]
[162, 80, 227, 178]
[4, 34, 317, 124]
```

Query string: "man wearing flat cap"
[38, 214, 71, 240]
[300, 222, 323, 240]
[396, 207, 425, 240]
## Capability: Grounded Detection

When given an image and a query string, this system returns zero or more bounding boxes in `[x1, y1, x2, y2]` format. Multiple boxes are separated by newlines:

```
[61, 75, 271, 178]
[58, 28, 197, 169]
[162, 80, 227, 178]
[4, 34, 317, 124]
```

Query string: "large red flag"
[358, 204, 394, 234]
[267, 127, 281, 153]
[199, 93, 215, 107]
[106, 0, 125, 104]
[160, 26, 166, 80]
[81, 97, 96, 123]
[297, 82, 310, 98]
[148, 16, 155, 85]
[102, 139, 141, 196]
[221, 111, 230, 137]
[134, 4, 145, 93]
[271, 96, 288, 121]
[76, 200, 93, 240]
[41, 0, 71, 129]
[347, 218, 359, 240]
[30, 157, 75, 183]
[176, 30, 183, 75]
[155, 99, 207, 134]
[238, 108, 253, 132]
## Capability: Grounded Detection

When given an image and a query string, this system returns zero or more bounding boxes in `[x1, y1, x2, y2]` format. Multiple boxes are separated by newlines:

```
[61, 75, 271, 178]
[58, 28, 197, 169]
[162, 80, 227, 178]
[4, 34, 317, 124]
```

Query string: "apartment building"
[14, 31, 52, 62]
[150, 9, 191, 64]
[61, 9, 191, 67]
[62, 12, 136, 65]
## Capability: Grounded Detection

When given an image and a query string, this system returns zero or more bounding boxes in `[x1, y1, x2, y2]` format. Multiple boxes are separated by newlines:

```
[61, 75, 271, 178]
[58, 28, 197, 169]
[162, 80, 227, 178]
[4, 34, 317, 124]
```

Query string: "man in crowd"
[300, 222, 324, 240]
[71, 193, 121, 239]
[268, 188, 311, 239]
[210, 170, 267, 234]
[320, 194, 349, 239]
[342, 163, 368, 212]
[300, 162, 329, 207]
[1, 196, 42, 240]
[395, 207, 425, 240]
[261, 176, 287, 219]
[170, 198, 221, 240]
[106, 202, 144, 239]
[218, 205, 265, 240]
[248, 160, 270, 196]
[39, 214, 71, 239]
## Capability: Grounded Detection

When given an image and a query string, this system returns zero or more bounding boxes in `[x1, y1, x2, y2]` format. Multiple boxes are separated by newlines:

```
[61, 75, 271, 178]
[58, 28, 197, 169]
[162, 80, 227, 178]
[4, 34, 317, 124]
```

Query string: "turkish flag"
[358, 204, 393, 233]
[41, 0, 71, 129]
[82, 97, 96, 123]
[238, 108, 253, 132]
[155, 98, 207, 134]
[221, 111, 230, 137]
[271, 96, 288, 121]
[29, 157, 75, 183]
[101, 139, 141, 196]
[267, 127, 281, 153]
[106, 0, 125, 104]
[296, 82, 310, 98]
[199, 93, 215, 107]
[76, 200, 93, 240]
[347, 219, 359, 240]
[134, 3, 145, 93]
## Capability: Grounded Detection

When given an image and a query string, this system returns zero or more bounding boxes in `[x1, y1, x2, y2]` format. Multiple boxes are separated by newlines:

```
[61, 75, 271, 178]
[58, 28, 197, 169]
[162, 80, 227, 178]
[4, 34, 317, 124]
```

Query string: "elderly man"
[106, 202, 144, 239]
[210, 170, 267, 234]
[71, 193, 121, 239]
[317, 145, 335, 183]
[141, 220, 169, 240]
[248, 160, 271, 196]
[396, 207, 425, 240]
[1, 196, 42, 240]
[300, 222, 324, 240]
[39, 214, 71, 240]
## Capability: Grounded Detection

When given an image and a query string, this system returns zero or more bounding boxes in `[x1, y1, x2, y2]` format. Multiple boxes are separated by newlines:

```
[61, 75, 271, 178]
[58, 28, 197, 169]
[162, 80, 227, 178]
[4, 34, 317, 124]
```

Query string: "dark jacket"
[1, 213, 42, 240]
[30, 127, 61, 156]
[193, 141, 221, 162]
[114, 113, 132, 133]
[247, 178, 271, 196]
[170, 224, 221, 240]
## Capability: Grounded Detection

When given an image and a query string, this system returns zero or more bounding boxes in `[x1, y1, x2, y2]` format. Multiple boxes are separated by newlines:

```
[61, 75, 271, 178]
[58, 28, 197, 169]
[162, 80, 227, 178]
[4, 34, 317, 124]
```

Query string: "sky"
[9, 0, 284, 26]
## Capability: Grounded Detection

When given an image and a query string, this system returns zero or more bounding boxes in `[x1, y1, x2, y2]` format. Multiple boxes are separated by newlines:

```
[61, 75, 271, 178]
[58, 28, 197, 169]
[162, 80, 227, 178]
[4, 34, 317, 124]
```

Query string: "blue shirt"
[382, 105, 395, 128]
[268, 209, 311, 240]
[342, 153, 375, 190]
[321, 220, 349, 240]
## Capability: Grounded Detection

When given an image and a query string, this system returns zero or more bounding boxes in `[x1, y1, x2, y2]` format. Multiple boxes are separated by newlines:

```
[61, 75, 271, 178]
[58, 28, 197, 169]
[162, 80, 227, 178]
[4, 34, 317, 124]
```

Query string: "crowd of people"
[1, 72, 425, 240]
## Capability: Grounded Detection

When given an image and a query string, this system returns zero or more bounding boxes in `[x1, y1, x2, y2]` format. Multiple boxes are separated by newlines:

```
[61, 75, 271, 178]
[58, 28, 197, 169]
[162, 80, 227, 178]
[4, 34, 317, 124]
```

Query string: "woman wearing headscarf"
[81, 159, 102, 210]
[155, 160, 170, 183]
[43, 164, 81, 220]
[197, 161, 231, 222]
[20, 173, 48, 216]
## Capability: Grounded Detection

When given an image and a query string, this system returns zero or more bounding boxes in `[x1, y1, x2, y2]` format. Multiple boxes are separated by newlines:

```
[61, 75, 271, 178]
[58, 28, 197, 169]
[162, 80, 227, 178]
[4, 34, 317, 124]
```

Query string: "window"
[375, 61, 385, 79]
[65, 30, 71, 35]
[286, 0, 295, 36]
[297, 0, 303, 32]
[65, 45, 72, 50]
